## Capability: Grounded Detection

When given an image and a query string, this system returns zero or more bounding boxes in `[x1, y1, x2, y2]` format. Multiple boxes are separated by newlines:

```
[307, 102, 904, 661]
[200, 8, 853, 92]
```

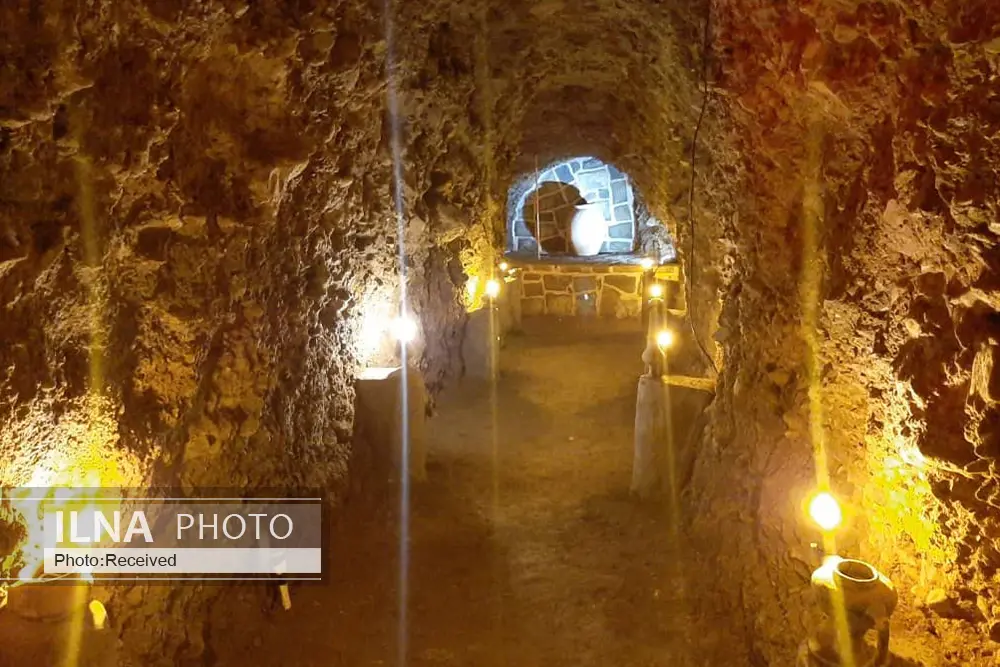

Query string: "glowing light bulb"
[466, 276, 479, 299]
[649, 283, 663, 299]
[640, 258, 655, 270]
[499, 261, 509, 271]
[389, 315, 418, 343]
[89, 599, 108, 630]
[656, 330, 674, 349]
[808, 492, 843, 531]
[485, 279, 501, 298]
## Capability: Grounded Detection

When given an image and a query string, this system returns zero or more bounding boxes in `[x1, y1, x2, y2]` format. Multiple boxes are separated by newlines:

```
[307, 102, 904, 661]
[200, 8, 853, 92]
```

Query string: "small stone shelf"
[507, 257, 684, 319]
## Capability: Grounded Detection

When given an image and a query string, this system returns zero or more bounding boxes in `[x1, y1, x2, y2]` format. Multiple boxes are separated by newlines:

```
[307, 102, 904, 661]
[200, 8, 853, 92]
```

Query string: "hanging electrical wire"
[686, 0, 719, 375]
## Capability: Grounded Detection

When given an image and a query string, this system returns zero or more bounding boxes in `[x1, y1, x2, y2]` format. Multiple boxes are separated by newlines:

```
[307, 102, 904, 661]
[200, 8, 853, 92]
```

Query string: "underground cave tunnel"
[2, 0, 1000, 665]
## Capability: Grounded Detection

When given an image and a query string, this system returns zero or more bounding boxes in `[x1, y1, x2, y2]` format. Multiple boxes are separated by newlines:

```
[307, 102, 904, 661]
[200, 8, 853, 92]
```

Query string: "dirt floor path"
[214, 317, 721, 667]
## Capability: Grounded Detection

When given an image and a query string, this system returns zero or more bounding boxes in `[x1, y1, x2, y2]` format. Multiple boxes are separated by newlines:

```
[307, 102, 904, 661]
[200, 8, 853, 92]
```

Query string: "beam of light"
[5, 129, 139, 667]
[471, 4, 505, 653]
[485, 279, 501, 299]
[800, 119, 833, 552]
[66, 144, 100, 667]
[649, 283, 664, 299]
[647, 301, 680, 540]
[801, 117, 854, 667]
[382, 1, 411, 663]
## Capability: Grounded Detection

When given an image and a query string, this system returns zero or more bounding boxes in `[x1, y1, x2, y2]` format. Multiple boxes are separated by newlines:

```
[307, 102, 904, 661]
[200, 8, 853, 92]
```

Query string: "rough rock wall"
[689, 0, 1000, 663]
[0, 0, 509, 504]
[0, 0, 500, 662]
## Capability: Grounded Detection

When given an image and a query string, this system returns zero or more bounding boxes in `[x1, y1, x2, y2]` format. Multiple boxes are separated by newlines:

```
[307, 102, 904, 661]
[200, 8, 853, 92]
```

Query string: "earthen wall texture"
[5, 0, 999, 663]
[0, 1, 502, 661]
[687, 1, 1000, 663]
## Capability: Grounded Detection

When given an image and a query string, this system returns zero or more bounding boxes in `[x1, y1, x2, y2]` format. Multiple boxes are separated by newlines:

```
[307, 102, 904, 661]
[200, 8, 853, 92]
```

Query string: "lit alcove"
[504, 156, 680, 319]
[506, 156, 675, 262]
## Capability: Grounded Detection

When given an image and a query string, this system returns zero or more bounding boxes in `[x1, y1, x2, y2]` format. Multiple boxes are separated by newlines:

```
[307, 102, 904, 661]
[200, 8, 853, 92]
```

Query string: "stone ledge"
[661, 375, 716, 392]
[504, 252, 652, 268]
[510, 263, 645, 319]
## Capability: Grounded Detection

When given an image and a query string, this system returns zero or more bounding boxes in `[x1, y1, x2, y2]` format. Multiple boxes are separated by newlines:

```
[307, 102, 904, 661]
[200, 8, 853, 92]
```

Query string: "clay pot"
[569, 203, 606, 256]
[807, 558, 898, 667]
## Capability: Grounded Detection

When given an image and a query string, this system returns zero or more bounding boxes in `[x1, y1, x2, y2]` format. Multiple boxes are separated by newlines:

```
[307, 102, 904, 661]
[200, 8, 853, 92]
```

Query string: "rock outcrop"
[687, 1, 1000, 663]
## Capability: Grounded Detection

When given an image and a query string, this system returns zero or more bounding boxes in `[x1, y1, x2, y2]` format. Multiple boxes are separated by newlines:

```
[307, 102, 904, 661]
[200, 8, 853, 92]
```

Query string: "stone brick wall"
[509, 157, 637, 255]
[517, 263, 645, 318]
[521, 181, 584, 254]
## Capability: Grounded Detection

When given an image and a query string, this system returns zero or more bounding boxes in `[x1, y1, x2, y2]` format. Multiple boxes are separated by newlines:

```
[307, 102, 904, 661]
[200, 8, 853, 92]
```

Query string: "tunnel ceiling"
[387, 0, 710, 217]
[483, 0, 703, 175]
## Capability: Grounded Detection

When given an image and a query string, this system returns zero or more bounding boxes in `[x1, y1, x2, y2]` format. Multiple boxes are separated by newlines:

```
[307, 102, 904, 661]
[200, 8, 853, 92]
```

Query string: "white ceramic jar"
[569, 203, 606, 256]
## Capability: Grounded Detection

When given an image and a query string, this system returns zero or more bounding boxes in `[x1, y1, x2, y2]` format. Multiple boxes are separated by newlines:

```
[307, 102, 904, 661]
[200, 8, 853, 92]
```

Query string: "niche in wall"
[508, 156, 637, 256]
[507, 157, 676, 264]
